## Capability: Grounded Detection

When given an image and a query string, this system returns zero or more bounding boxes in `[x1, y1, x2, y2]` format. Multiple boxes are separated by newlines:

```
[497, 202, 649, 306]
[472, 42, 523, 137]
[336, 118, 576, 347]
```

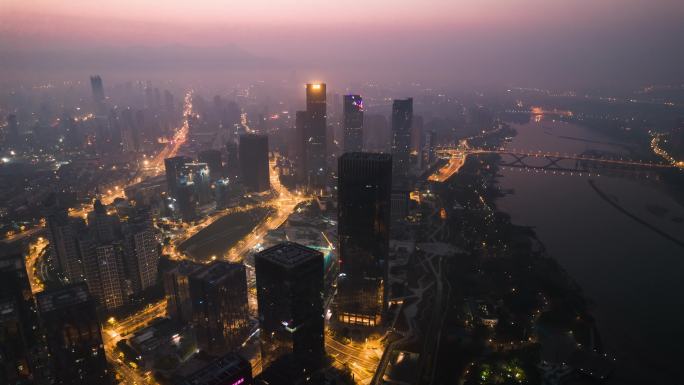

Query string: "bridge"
[429, 147, 677, 182]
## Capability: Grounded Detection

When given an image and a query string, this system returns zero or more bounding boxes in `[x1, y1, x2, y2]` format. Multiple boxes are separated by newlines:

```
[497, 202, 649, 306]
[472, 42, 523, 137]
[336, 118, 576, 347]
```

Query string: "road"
[102, 299, 167, 385]
[326, 336, 382, 385]
[98, 92, 192, 384]
[25, 236, 48, 293]
[68, 91, 193, 219]
[225, 154, 309, 262]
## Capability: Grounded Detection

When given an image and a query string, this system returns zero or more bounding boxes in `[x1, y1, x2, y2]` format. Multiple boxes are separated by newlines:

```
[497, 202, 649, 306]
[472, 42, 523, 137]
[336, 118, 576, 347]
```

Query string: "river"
[495, 118, 684, 384]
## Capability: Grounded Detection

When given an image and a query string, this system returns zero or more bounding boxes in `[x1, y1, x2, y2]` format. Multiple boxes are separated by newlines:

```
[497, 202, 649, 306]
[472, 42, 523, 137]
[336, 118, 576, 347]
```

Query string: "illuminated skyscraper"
[36, 283, 111, 385]
[239, 133, 270, 192]
[343, 95, 364, 153]
[180, 162, 212, 205]
[255, 242, 324, 370]
[336, 153, 392, 326]
[305, 83, 327, 188]
[80, 239, 126, 311]
[198, 149, 223, 180]
[391, 98, 413, 177]
[164, 155, 192, 197]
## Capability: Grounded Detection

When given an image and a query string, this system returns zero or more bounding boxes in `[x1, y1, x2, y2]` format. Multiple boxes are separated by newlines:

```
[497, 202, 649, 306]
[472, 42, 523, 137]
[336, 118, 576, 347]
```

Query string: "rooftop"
[256, 242, 322, 268]
[181, 353, 250, 385]
[35, 283, 91, 313]
[339, 152, 391, 162]
[191, 261, 244, 285]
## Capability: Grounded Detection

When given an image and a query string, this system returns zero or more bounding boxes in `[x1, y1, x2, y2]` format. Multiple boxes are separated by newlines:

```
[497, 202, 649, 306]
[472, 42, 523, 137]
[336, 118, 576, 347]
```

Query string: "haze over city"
[2, 0, 684, 87]
[0, 1, 683, 385]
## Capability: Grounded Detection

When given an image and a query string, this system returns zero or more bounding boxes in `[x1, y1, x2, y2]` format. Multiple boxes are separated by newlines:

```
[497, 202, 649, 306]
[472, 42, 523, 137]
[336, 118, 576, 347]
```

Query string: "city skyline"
[1, 1, 684, 384]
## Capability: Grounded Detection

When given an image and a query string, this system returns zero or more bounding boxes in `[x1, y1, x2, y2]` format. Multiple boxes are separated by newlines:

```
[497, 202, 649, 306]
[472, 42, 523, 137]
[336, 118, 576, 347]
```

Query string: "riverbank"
[495, 118, 684, 384]
[432, 123, 610, 383]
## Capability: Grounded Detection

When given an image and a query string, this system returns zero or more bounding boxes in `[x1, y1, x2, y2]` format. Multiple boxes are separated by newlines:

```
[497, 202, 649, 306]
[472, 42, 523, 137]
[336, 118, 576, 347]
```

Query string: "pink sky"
[2, 0, 682, 87]
[3, 0, 682, 49]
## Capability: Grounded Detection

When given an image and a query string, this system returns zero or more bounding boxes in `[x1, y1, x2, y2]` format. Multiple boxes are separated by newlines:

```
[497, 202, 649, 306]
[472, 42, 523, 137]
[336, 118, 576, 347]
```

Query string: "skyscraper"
[164, 156, 192, 197]
[239, 133, 270, 192]
[224, 141, 240, 180]
[36, 283, 111, 385]
[293, 110, 308, 183]
[45, 208, 86, 282]
[180, 162, 212, 205]
[87, 200, 120, 244]
[198, 149, 223, 180]
[189, 262, 251, 354]
[122, 215, 160, 293]
[80, 239, 126, 311]
[336, 153, 392, 326]
[164, 260, 204, 324]
[0, 244, 43, 384]
[90, 75, 105, 103]
[391, 98, 413, 178]
[255, 242, 324, 370]
[343, 95, 364, 153]
[305, 83, 327, 188]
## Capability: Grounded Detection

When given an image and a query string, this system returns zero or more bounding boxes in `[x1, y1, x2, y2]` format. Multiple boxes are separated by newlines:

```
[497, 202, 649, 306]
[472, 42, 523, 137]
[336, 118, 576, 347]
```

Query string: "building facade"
[189, 262, 251, 354]
[255, 242, 324, 370]
[343, 95, 364, 153]
[239, 133, 270, 192]
[336, 152, 392, 326]
[304, 83, 327, 189]
[36, 284, 111, 385]
[391, 98, 413, 178]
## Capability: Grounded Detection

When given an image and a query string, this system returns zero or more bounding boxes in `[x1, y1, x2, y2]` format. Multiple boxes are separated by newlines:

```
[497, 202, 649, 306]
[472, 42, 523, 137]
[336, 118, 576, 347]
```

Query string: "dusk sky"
[2, 0, 683, 88]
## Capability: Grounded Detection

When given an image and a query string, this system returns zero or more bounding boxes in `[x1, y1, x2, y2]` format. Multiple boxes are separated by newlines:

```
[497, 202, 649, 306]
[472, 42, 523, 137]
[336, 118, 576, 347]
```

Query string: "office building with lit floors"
[35, 283, 111, 385]
[304, 83, 327, 189]
[391, 98, 413, 178]
[255, 242, 324, 371]
[189, 262, 251, 354]
[165, 155, 193, 197]
[336, 152, 392, 327]
[343, 94, 364, 152]
[198, 149, 223, 180]
[239, 133, 270, 192]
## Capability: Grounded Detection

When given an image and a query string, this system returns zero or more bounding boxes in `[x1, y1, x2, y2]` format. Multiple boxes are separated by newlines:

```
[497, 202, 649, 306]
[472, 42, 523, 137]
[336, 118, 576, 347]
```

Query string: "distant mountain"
[0, 44, 282, 71]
